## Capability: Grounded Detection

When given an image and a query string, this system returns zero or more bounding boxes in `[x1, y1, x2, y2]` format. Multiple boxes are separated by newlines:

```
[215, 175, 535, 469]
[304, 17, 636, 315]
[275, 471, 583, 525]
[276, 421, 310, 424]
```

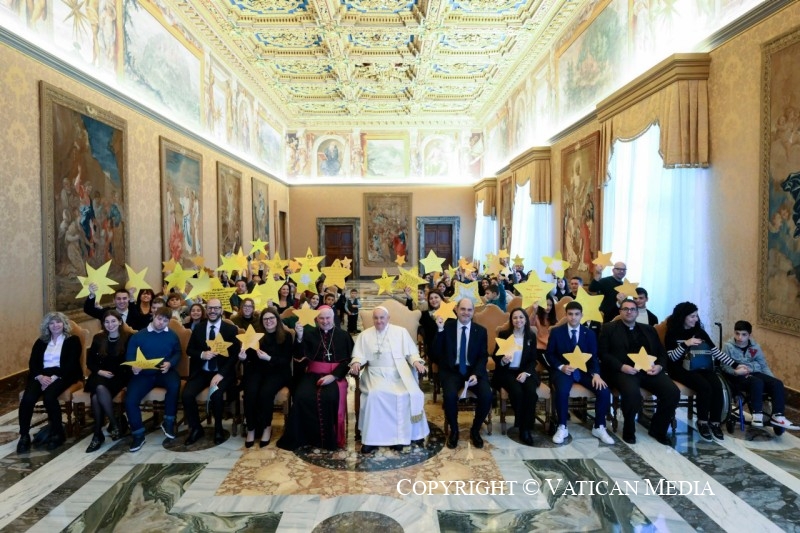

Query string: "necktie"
[208, 324, 217, 372]
[570, 329, 581, 382]
[459, 326, 468, 376]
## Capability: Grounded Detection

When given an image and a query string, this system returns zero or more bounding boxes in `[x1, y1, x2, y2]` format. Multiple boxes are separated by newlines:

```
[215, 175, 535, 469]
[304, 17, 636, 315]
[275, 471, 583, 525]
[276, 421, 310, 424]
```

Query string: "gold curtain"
[473, 178, 497, 217]
[510, 147, 551, 203]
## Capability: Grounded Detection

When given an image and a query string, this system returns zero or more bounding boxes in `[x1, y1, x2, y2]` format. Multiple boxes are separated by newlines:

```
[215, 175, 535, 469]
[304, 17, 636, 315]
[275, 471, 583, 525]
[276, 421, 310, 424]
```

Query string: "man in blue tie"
[433, 298, 491, 449]
[545, 301, 614, 445]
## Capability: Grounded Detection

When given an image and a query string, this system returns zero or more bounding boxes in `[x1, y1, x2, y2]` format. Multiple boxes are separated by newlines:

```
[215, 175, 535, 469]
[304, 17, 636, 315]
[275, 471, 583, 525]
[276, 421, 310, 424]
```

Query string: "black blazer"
[28, 335, 83, 384]
[187, 320, 241, 378]
[241, 331, 293, 377]
[598, 320, 668, 372]
[83, 296, 145, 330]
[433, 320, 489, 380]
[491, 329, 538, 388]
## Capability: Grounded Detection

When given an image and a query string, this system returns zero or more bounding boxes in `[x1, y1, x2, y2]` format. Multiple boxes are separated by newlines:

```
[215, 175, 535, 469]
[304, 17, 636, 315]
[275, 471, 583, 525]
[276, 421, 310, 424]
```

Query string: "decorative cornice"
[472, 178, 497, 192]
[509, 146, 551, 169]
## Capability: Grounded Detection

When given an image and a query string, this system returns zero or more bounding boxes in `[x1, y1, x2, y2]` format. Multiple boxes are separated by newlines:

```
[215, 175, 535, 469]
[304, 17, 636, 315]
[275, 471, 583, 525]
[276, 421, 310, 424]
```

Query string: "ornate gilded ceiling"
[174, 0, 586, 127]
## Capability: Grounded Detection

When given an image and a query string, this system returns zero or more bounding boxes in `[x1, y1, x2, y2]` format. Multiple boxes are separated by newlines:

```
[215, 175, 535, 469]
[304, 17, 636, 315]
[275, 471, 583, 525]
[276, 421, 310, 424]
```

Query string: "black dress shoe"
[214, 430, 226, 445]
[46, 433, 66, 451]
[623, 434, 636, 444]
[245, 440, 255, 448]
[470, 429, 484, 449]
[86, 434, 105, 453]
[446, 431, 459, 449]
[390, 444, 404, 452]
[109, 424, 121, 441]
[361, 444, 377, 454]
[185, 427, 204, 446]
[411, 439, 425, 447]
[520, 430, 534, 446]
[16, 434, 31, 454]
[648, 430, 672, 446]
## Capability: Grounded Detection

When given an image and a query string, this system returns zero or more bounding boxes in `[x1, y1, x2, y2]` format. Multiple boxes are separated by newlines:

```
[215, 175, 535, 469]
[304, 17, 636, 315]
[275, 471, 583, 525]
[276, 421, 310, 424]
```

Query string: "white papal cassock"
[352, 324, 429, 446]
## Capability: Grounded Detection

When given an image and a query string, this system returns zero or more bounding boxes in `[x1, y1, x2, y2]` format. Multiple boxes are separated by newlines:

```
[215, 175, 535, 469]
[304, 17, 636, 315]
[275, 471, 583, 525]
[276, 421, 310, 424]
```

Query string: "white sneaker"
[592, 426, 615, 445]
[552, 425, 569, 444]
[770, 415, 800, 430]
[751, 413, 763, 427]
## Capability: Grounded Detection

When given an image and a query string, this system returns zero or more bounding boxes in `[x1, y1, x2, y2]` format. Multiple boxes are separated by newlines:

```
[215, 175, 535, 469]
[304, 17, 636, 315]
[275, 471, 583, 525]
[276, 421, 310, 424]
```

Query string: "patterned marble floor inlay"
[750, 446, 800, 481]
[311, 511, 403, 533]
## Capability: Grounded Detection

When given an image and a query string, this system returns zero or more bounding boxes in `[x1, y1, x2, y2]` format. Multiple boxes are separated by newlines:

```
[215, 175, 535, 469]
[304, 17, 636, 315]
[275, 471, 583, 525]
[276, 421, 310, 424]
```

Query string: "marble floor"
[1, 376, 799, 533]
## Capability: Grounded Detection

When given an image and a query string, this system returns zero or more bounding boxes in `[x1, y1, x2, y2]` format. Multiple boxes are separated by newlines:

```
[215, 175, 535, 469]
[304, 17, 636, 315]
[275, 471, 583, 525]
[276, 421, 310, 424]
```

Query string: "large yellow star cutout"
[264, 252, 288, 279]
[207, 336, 233, 357]
[396, 266, 428, 291]
[497, 249, 510, 259]
[216, 253, 240, 275]
[295, 247, 325, 271]
[628, 347, 656, 371]
[543, 251, 571, 278]
[250, 277, 283, 307]
[512, 254, 525, 267]
[514, 271, 554, 307]
[321, 259, 352, 289]
[249, 239, 269, 257]
[186, 270, 213, 300]
[237, 325, 265, 351]
[433, 299, 458, 321]
[374, 269, 396, 295]
[201, 285, 236, 313]
[191, 255, 206, 269]
[484, 255, 506, 277]
[76, 260, 118, 299]
[125, 265, 152, 299]
[164, 263, 197, 292]
[290, 265, 322, 293]
[575, 287, 604, 323]
[452, 280, 481, 304]
[445, 264, 458, 279]
[495, 335, 522, 358]
[394, 254, 407, 267]
[161, 257, 177, 273]
[419, 250, 446, 275]
[563, 346, 592, 372]
[340, 257, 353, 270]
[458, 257, 476, 275]
[615, 278, 640, 299]
[592, 251, 613, 268]
[232, 247, 249, 273]
[122, 347, 163, 370]
[293, 303, 321, 327]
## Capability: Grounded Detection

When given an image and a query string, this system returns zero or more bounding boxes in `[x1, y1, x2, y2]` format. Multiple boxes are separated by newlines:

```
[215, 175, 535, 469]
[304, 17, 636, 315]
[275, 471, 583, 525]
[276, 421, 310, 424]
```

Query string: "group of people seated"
[15, 259, 798, 456]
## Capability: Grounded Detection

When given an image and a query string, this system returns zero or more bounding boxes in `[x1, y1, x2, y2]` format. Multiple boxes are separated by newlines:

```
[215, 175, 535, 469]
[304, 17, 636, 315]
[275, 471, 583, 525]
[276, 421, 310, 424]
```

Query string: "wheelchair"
[722, 374, 785, 436]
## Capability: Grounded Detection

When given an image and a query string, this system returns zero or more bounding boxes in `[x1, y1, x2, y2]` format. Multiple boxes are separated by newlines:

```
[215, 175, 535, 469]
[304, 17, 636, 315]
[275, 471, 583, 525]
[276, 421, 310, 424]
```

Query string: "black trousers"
[608, 370, 679, 438]
[181, 371, 231, 430]
[440, 368, 492, 433]
[18, 377, 73, 435]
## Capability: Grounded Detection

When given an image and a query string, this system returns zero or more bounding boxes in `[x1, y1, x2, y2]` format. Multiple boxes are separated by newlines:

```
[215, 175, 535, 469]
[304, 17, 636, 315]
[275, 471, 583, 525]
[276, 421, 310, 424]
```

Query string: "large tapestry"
[364, 193, 411, 267]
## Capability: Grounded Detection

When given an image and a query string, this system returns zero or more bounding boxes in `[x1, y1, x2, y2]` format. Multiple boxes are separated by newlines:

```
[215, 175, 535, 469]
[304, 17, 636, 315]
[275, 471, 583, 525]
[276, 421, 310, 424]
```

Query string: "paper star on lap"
[186, 270, 213, 300]
[290, 265, 322, 293]
[542, 251, 571, 278]
[592, 251, 613, 269]
[207, 336, 233, 357]
[293, 303, 321, 327]
[125, 265, 152, 299]
[628, 347, 656, 371]
[495, 335, 522, 358]
[574, 287, 604, 324]
[164, 263, 197, 292]
[452, 280, 481, 305]
[321, 259, 352, 289]
[615, 278, 640, 299]
[374, 269, 396, 295]
[433, 299, 457, 321]
[394, 254, 406, 267]
[122, 347, 163, 370]
[236, 325, 265, 352]
[249, 239, 269, 258]
[76, 260, 118, 299]
[563, 346, 592, 372]
[295, 247, 324, 271]
[419, 250, 445, 275]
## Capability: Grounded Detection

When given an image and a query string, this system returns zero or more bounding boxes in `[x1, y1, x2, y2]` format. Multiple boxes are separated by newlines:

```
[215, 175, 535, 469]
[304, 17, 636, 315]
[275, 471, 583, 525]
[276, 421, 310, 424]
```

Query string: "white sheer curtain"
[510, 181, 553, 275]
[473, 200, 497, 262]
[602, 123, 710, 321]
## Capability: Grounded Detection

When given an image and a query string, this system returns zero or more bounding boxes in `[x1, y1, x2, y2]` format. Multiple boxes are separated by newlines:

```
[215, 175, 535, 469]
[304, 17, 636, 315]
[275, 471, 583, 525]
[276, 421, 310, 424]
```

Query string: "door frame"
[317, 217, 361, 279]
[416, 216, 460, 266]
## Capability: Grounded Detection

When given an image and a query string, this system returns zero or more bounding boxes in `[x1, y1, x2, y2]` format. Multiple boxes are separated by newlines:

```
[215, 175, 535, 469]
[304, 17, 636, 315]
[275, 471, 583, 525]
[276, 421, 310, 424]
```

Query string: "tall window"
[602, 123, 710, 321]
[473, 200, 497, 263]
[510, 181, 553, 276]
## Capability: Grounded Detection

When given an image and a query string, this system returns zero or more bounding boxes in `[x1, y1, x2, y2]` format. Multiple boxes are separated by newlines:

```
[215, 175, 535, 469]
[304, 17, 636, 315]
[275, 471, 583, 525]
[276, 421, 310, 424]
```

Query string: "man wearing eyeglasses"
[183, 298, 241, 446]
[598, 299, 679, 445]
[589, 261, 629, 322]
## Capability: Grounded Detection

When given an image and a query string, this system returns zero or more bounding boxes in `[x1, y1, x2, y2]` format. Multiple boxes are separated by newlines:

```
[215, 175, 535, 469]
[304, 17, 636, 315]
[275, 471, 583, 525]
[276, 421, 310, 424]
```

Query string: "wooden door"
[324, 225, 353, 266]
[423, 224, 453, 267]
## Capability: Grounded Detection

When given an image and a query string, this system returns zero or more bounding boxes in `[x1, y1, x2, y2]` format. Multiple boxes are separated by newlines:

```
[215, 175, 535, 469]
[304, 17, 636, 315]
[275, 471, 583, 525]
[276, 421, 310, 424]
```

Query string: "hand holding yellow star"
[249, 238, 269, 257]
[563, 346, 592, 372]
[76, 260, 118, 299]
[433, 299, 457, 321]
[374, 269, 396, 295]
[207, 336, 233, 357]
[575, 287, 604, 323]
[125, 265, 152, 299]
[236, 325, 265, 352]
[419, 250, 445, 275]
[394, 255, 406, 267]
[615, 278, 640, 299]
[543, 251, 571, 278]
[122, 347, 163, 370]
[496, 335, 522, 358]
[628, 347, 656, 371]
[321, 259, 352, 289]
[592, 251, 613, 268]
[293, 303, 321, 327]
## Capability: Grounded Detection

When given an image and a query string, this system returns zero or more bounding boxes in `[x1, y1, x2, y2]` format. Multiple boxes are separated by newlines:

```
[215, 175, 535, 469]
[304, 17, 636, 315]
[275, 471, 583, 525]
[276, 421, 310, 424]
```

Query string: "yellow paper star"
[514, 271, 555, 307]
[264, 252, 288, 279]
[232, 247, 249, 272]
[592, 251, 613, 268]
[628, 347, 656, 371]
[484, 255, 505, 277]
[575, 287, 604, 323]
[374, 269, 396, 295]
[125, 265, 152, 300]
[419, 250, 445, 275]
[207, 336, 233, 357]
[433, 299, 458, 321]
[121, 347, 163, 370]
[497, 249, 510, 259]
[288, 259, 302, 272]
[236, 324, 265, 351]
[340, 257, 352, 270]
[394, 254, 407, 267]
[290, 265, 322, 293]
[250, 277, 283, 307]
[445, 264, 458, 279]
[321, 260, 352, 289]
[543, 251, 571, 278]
[161, 257, 177, 273]
[512, 255, 525, 267]
[186, 270, 213, 300]
[293, 303, 321, 327]
[76, 260, 118, 299]
[563, 346, 592, 372]
[458, 257, 476, 275]
[191, 255, 206, 269]
[295, 247, 325, 270]
[216, 253, 240, 274]
[164, 263, 197, 292]
[452, 280, 481, 304]
[201, 285, 236, 313]
[249, 239, 269, 257]
[615, 278, 640, 299]
[495, 335, 522, 358]
[396, 266, 427, 291]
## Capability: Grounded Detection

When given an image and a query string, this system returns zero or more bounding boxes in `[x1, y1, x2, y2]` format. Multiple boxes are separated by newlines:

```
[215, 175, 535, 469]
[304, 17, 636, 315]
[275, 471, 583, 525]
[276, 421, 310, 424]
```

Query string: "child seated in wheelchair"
[722, 320, 799, 430]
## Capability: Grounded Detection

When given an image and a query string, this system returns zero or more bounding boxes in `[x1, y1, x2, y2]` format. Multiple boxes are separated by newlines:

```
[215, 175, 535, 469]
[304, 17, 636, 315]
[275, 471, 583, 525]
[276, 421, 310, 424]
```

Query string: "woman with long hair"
[532, 296, 557, 360]
[184, 303, 206, 330]
[275, 283, 294, 314]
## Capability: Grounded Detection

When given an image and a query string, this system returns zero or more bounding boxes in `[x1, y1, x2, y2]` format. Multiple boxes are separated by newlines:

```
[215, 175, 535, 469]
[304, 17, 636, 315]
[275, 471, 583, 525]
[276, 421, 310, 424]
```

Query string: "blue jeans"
[552, 370, 611, 428]
[730, 372, 786, 414]
[124, 371, 180, 433]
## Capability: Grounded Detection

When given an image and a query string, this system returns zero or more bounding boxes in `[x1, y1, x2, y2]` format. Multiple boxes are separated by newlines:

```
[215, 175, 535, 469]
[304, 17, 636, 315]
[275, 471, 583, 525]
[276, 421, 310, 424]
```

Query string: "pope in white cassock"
[350, 306, 429, 453]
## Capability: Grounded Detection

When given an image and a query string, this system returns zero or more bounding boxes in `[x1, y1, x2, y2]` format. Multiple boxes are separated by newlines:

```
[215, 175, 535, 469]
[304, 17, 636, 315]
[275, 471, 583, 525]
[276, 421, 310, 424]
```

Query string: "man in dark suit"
[84, 283, 145, 330]
[588, 262, 627, 322]
[433, 298, 491, 449]
[546, 301, 614, 445]
[598, 299, 679, 445]
[182, 298, 241, 445]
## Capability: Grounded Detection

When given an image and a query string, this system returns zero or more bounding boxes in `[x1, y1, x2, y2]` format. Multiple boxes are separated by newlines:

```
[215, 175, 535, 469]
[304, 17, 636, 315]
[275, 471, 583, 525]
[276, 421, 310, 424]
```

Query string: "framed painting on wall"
[160, 137, 202, 268]
[561, 131, 601, 274]
[40, 82, 129, 317]
[364, 193, 412, 267]
[252, 177, 270, 251]
[759, 27, 800, 335]
[361, 133, 409, 178]
[217, 163, 242, 256]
